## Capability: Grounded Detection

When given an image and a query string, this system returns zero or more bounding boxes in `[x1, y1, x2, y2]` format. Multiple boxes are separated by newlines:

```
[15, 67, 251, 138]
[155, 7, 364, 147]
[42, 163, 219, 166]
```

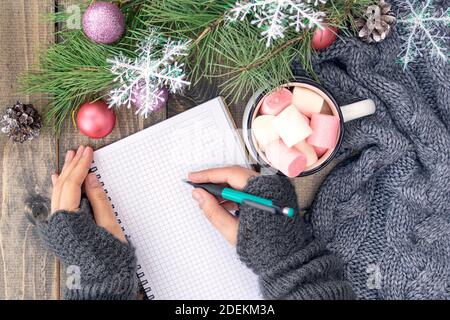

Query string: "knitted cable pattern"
[37, 199, 139, 300]
[293, 0, 450, 300]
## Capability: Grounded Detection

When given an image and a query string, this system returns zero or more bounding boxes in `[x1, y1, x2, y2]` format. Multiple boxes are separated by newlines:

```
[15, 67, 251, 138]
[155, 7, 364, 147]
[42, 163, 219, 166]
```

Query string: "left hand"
[51, 146, 126, 243]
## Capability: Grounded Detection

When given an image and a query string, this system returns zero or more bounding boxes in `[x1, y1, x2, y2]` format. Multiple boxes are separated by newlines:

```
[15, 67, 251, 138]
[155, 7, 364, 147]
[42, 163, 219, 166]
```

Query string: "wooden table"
[0, 0, 332, 300]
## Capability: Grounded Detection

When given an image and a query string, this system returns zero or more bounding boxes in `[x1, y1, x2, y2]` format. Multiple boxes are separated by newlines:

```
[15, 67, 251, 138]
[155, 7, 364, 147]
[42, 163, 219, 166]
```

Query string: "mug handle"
[340, 99, 376, 123]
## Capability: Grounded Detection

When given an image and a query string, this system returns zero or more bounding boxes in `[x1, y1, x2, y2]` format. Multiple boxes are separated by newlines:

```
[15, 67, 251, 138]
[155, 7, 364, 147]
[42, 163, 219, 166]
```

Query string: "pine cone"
[0, 101, 42, 143]
[357, 0, 396, 43]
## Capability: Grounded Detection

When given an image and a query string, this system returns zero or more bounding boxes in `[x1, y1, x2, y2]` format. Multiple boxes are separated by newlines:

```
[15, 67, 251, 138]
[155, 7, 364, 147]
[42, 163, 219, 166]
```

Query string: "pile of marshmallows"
[253, 86, 340, 178]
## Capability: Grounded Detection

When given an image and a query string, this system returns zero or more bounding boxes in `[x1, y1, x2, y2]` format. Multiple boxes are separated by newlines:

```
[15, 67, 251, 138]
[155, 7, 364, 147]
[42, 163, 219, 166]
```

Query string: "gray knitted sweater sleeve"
[36, 199, 138, 300]
[237, 175, 355, 300]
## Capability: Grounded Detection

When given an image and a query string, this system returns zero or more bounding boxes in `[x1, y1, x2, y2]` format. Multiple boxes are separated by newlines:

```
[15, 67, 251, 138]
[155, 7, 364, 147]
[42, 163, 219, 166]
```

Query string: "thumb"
[192, 188, 238, 246]
[85, 173, 126, 243]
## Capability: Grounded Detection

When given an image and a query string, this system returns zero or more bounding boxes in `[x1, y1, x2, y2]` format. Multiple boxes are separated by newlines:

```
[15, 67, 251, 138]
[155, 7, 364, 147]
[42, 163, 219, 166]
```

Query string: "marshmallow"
[272, 105, 312, 148]
[265, 140, 307, 177]
[252, 115, 279, 151]
[307, 114, 340, 149]
[292, 86, 325, 117]
[295, 140, 318, 167]
[314, 146, 328, 158]
[260, 88, 293, 116]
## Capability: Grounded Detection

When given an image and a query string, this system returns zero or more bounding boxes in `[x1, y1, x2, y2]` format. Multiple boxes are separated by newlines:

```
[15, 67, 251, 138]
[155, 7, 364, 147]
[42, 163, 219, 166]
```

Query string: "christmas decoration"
[108, 29, 190, 117]
[357, 0, 396, 44]
[82, 2, 125, 44]
[397, 0, 450, 69]
[76, 101, 116, 139]
[312, 23, 338, 50]
[132, 86, 169, 116]
[22, 0, 375, 132]
[227, 0, 328, 47]
[0, 101, 42, 143]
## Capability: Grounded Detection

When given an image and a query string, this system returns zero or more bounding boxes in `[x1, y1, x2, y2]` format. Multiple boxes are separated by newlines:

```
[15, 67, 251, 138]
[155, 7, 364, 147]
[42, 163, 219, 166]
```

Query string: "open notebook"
[90, 98, 261, 300]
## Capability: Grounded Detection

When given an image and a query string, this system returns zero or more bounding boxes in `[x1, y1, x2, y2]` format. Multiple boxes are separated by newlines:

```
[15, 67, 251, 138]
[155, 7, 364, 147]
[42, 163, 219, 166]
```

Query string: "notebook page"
[92, 98, 261, 300]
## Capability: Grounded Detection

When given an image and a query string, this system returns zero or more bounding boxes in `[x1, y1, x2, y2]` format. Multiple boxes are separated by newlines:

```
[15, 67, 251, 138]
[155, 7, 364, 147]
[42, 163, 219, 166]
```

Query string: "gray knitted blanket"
[296, 0, 450, 299]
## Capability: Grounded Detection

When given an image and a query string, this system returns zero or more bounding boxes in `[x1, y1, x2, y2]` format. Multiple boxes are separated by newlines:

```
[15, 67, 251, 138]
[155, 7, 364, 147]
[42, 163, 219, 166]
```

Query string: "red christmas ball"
[76, 101, 116, 139]
[312, 24, 338, 50]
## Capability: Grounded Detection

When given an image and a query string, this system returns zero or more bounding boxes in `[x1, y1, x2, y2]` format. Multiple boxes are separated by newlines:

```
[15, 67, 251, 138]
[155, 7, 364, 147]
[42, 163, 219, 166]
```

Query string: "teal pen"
[184, 180, 295, 218]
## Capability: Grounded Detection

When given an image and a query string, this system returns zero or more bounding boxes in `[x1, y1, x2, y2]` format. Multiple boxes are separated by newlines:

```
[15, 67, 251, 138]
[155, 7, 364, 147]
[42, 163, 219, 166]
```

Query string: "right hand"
[51, 146, 127, 243]
[188, 166, 259, 246]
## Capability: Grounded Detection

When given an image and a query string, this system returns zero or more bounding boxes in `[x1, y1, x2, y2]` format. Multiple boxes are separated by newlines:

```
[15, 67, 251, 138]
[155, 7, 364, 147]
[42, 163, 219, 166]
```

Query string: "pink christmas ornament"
[312, 24, 338, 50]
[82, 2, 125, 44]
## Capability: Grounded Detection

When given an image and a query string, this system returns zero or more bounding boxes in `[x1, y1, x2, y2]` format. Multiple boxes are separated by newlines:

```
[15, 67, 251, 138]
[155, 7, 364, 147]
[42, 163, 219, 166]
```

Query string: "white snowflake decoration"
[108, 29, 191, 117]
[397, 0, 450, 69]
[227, 0, 327, 47]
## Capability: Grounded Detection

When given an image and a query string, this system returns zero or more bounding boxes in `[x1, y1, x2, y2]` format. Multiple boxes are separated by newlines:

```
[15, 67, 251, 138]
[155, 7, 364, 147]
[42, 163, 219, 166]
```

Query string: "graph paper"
[91, 98, 261, 300]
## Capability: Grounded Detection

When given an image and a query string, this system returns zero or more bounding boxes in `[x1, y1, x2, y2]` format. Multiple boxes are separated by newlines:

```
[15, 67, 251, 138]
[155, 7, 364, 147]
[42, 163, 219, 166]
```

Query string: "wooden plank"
[0, 0, 58, 300]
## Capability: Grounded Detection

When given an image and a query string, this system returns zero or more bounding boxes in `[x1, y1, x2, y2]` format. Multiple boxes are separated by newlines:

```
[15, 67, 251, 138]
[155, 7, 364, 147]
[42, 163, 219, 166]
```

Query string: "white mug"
[242, 77, 376, 177]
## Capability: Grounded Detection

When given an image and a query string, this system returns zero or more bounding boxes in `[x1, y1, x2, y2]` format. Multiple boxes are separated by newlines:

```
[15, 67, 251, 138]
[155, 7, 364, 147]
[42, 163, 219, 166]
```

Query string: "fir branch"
[21, 0, 378, 132]
[141, 0, 375, 99]
[21, 1, 150, 133]
[240, 33, 306, 72]
[191, 16, 226, 47]
[205, 23, 298, 101]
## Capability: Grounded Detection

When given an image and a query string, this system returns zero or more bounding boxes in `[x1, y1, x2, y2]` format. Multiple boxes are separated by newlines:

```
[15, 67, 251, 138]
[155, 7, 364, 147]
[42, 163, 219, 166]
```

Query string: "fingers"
[64, 146, 94, 186]
[192, 188, 239, 246]
[220, 200, 239, 212]
[51, 149, 77, 213]
[50, 146, 126, 243]
[85, 174, 127, 243]
[51, 146, 94, 214]
[57, 147, 94, 212]
[59, 146, 84, 181]
[64, 150, 75, 168]
[189, 166, 258, 191]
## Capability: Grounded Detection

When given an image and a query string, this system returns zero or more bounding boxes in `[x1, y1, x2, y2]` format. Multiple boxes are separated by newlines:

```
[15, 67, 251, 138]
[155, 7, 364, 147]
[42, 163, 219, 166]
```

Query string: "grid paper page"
[92, 98, 261, 300]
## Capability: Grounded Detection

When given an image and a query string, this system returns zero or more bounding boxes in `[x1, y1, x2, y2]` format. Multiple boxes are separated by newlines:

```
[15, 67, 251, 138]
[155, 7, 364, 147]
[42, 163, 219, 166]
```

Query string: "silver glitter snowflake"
[227, 0, 327, 47]
[108, 29, 190, 117]
[397, 0, 450, 69]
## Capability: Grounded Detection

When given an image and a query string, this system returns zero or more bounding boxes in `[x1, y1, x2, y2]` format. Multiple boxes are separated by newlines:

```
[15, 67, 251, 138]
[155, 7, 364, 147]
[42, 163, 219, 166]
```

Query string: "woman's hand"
[188, 166, 259, 246]
[51, 145, 126, 243]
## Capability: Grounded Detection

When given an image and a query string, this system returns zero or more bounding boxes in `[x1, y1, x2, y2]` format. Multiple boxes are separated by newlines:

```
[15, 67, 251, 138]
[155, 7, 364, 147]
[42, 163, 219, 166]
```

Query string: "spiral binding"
[90, 161, 155, 300]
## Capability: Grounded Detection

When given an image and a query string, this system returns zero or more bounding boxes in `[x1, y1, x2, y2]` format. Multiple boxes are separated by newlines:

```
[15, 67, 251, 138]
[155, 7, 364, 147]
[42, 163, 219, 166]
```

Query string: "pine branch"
[21, 0, 377, 132]
[191, 16, 226, 47]
[240, 33, 306, 72]
[21, 1, 150, 133]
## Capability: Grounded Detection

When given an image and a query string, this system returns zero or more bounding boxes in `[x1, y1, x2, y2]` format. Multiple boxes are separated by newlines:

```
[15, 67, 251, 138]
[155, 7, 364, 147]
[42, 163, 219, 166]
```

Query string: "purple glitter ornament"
[82, 2, 125, 44]
[132, 86, 169, 116]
